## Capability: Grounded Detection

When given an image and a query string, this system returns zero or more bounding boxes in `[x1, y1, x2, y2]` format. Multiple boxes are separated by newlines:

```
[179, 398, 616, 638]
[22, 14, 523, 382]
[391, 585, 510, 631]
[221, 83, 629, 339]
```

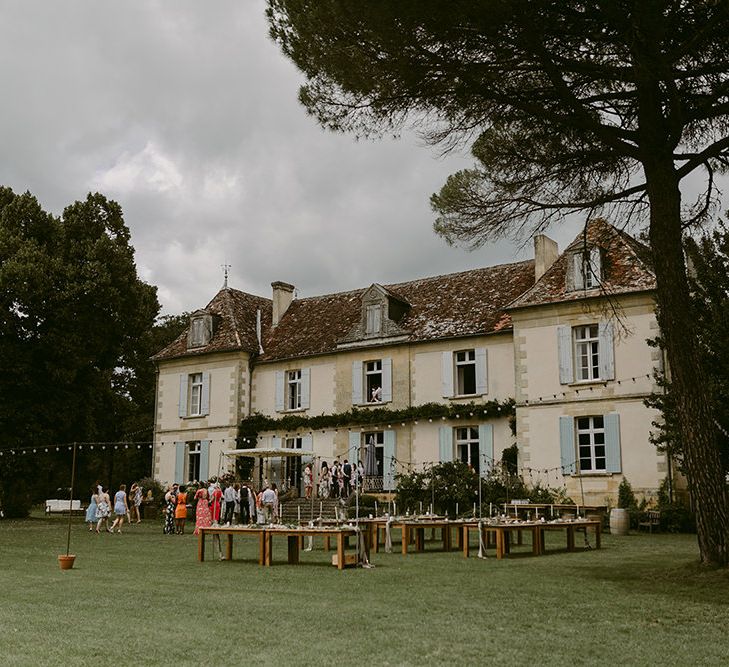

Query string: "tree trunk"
[646, 165, 729, 566]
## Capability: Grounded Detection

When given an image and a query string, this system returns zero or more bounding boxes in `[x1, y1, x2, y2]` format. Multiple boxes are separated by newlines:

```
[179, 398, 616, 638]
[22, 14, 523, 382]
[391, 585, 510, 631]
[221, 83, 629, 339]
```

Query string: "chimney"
[271, 281, 295, 326]
[534, 234, 559, 282]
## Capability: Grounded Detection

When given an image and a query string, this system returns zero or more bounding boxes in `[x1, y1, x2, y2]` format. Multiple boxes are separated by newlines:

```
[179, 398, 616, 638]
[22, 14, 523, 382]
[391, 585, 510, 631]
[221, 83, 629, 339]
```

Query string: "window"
[286, 369, 302, 410]
[572, 247, 602, 290]
[455, 350, 477, 395]
[362, 431, 385, 478]
[574, 325, 600, 381]
[576, 416, 606, 472]
[187, 313, 213, 349]
[284, 437, 303, 491]
[365, 360, 383, 402]
[187, 441, 201, 482]
[365, 304, 382, 335]
[188, 373, 203, 416]
[455, 426, 480, 474]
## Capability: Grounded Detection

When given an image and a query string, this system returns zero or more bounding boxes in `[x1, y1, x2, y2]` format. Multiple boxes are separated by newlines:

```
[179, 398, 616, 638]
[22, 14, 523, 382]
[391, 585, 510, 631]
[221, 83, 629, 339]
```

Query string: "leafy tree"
[268, 1, 729, 565]
[0, 188, 161, 513]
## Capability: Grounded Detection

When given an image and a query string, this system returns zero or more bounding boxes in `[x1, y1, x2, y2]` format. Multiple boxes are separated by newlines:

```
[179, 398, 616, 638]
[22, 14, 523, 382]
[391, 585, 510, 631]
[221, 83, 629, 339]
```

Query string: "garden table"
[392, 519, 463, 555]
[263, 526, 359, 569]
[198, 525, 266, 564]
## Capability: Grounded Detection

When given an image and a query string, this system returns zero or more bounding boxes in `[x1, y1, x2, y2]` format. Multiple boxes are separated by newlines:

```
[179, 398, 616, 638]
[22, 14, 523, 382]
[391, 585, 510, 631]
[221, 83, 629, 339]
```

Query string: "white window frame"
[575, 416, 606, 473]
[188, 373, 203, 416]
[187, 441, 201, 482]
[365, 359, 383, 403]
[454, 349, 477, 396]
[286, 369, 302, 410]
[574, 325, 600, 382]
[365, 304, 382, 335]
[455, 426, 480, 473]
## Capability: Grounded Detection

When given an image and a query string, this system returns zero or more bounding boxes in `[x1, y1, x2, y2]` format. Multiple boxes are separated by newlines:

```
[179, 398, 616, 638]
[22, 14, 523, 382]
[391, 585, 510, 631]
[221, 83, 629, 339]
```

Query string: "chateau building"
[151, 220, 668, 505]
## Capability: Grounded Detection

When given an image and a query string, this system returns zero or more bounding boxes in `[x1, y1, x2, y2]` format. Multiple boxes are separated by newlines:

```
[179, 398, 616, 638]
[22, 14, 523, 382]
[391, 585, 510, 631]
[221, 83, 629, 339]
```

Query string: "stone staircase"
[279, 497, 347, 523]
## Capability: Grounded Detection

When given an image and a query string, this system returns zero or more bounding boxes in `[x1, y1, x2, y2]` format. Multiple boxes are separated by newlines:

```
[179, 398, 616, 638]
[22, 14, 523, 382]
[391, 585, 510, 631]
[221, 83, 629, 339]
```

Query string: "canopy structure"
[223, 447, 308, 459]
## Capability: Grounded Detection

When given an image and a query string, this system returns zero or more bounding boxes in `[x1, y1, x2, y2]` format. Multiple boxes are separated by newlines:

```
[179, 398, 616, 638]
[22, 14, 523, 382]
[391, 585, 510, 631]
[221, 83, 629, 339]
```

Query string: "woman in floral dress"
[163, 484, 176, 534]
[193, 486, 212, 535]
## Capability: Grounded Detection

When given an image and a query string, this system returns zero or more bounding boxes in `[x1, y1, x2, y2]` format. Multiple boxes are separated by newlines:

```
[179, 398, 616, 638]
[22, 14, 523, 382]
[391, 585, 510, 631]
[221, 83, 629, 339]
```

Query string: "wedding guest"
[85, 486, 98, 531]
[261, 485, 276, 523]
[233, 483, 241, 524]
[223, 482, 236, 526]
[109, 484, 129, 534]
[357, 460, 365, 491]
[272, 483, 280, 522]
[210, 482, 223, 525]
[163, 484, 177, 535]
[304, 464, 313, 500]
[239, 483, 251, 524]
[330, 461, 340, 498]
[174, 485, 188, 534]
[130, 482, 143, 524]
[193, 486, 212, 536]
[319, 461, 330, 498]
[248, 484, 257, 524]
[95, 487, 112, 533]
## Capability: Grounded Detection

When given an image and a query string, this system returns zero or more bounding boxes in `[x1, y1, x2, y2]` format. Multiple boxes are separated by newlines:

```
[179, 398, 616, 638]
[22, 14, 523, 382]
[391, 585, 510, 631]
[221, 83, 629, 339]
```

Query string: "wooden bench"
[638, 510, 660, 533]
[45, 499, 84, 515]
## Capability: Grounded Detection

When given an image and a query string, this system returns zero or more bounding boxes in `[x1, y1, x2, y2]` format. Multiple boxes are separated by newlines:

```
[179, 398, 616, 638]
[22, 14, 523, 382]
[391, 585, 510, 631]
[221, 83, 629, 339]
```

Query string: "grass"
[1, 516, 728, 666]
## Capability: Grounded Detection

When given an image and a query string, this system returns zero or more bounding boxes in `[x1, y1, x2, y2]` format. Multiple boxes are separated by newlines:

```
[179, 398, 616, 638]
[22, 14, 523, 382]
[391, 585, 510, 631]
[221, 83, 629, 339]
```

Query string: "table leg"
[504, 530, 511, 555]
[462, 526, 469, 558]
[198, 531, 205, 562]
[442, 526, 451, 551]
[531, 527, 540, 556]
[337, 533, 345, 570]
[258, 531, 265, 565]
[495, 529, 504, 559]
[416, 527, 425, 552]
[288, 535, 300, 564]
[265, 533, 272, 566]
[567, 526, 575, 552]
[457, 526, 464, 551]
[595, 523, 601, 549]
[401, 526, 409, 555]
[226, 533, 233, 561]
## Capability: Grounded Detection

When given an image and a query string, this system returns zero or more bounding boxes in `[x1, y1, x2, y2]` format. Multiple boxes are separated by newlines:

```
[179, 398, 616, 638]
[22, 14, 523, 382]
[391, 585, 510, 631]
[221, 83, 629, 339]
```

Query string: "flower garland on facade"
[238, 398, 515, 445]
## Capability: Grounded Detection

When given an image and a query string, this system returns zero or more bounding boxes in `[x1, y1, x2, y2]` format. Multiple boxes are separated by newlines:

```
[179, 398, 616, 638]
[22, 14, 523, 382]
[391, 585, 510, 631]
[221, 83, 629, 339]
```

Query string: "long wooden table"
[385, 519, 463, 555]
[461, 520, 602, 559]
[197, 525, 360, 570]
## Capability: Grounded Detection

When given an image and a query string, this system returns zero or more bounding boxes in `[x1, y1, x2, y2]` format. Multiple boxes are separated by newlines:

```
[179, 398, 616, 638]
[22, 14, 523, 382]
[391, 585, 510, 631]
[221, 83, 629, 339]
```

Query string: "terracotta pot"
[58, 554, 76, 570]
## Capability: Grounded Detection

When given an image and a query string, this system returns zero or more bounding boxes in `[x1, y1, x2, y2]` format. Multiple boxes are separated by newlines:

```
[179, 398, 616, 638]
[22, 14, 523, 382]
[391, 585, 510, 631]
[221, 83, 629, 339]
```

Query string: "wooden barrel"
[610, 508, 630, 535]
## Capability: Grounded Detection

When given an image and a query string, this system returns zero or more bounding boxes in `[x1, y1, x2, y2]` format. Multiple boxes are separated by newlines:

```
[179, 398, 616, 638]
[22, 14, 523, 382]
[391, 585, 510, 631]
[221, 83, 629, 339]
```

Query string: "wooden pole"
[66, 443, 77, 556]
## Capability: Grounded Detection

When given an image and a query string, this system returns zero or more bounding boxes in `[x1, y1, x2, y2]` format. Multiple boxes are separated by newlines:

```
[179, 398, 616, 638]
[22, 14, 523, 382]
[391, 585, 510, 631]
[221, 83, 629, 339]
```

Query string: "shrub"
[617, 478, 638, 510]
[136, 476, 166, 506]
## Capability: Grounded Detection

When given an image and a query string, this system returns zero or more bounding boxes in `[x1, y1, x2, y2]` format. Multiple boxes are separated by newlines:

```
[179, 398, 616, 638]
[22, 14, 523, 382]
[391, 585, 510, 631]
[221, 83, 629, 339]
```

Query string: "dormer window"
[572, 247, 602, 290]
[187, 312, 213, 349]
[365, 304, 382, 335]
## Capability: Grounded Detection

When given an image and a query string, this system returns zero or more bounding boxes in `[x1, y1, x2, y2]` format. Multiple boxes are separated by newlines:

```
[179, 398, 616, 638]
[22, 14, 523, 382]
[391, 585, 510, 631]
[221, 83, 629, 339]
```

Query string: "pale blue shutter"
[352, 361, 363, 405]
[598, 321, 615, 381]
[201, 372, 210, 416]
[174, 442, 185, 484]
[178, 375, 187, 417]
[441, 352, 454, 398]
[348, 431, 360, 468]
[557, 325, 573, 384]
[271, 435, 281, 449]
[300, 368, 310, 409]
[475, 348, 488, 395]
[439, 426, 453, 463]
[478, 424, 493, 477]
[381, 357, 392, 402]
[559, 416, 575, 474]
[275, 371, 285, 411]
[199, 440, 210, 481]
[604, 412, 622, 473]
[383, 429, 396, 490]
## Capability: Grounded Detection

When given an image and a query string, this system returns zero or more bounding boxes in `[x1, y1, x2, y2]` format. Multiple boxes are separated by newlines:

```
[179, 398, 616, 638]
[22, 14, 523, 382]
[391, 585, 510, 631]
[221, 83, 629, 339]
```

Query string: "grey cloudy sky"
[1, 2, 721, 315]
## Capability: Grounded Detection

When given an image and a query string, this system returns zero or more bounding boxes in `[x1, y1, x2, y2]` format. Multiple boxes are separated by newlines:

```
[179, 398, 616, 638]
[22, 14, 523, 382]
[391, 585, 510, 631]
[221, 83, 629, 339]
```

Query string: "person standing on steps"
[343, 459, 352, 499]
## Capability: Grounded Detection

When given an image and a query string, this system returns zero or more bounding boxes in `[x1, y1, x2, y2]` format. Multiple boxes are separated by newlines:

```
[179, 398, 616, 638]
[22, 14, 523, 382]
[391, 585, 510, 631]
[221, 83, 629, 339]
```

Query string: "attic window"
[572, 247, 602, 290]
[365, 304, 382, 335]
[188, 314, 212, 349]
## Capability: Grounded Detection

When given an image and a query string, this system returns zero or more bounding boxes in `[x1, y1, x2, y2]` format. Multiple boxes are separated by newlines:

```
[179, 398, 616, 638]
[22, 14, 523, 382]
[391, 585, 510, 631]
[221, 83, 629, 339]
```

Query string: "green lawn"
[1, 516, 728, 666]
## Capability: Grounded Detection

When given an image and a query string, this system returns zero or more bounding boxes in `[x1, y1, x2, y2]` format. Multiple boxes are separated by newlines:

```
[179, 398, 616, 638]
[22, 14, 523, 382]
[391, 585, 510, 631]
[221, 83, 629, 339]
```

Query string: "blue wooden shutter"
[199, 440, 210, 481]
[348, 431, 360, 468]
[352, 361, 363, 405]
[383, 429, 396, 490]
[598, 321, 615, 380]
[178, 375, 187, 417]
[300, 368, 310, 409]
[557, 325, 573, 384]
[201, 372, 211, 416]
[174, 441, 185, 484]
[275, 371, 285, 411]
[559, 416, 575, 474]
[604, 412, 622, 473]
[478, 424, 493, 477]
[441, 352, 454, 398]
[381, 357, 393, 402]
[439, 426, 453, 463]
[271, 435, 281, 449]
[475, 348, 488, 395]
